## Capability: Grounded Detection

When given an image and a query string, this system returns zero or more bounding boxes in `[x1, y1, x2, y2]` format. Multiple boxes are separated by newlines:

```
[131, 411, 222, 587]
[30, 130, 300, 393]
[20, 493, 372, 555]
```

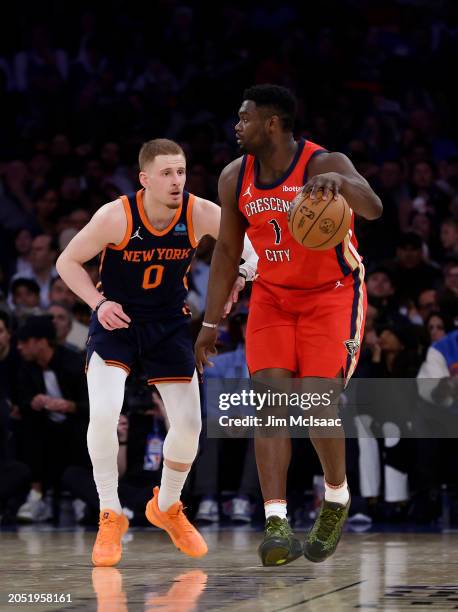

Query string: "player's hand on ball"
[302, 172, 343, 201]
[223, 276, 246, 317]
[97, 300, 131, 330]
[194, 327, 218, 374]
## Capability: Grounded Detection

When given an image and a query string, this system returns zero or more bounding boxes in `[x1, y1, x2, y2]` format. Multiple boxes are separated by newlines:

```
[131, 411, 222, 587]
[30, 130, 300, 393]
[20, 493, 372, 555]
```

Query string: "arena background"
[0, 0, 458, 603]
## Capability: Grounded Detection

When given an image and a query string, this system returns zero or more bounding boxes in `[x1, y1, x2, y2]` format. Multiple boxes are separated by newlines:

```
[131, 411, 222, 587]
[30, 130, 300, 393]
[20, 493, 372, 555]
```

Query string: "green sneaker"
[303, 494, 351, 563]
[258, 516, 303, 567]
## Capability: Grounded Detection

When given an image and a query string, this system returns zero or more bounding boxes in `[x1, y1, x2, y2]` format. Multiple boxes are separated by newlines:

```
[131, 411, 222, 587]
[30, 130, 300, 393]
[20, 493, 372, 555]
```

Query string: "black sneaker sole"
[259, 537, 303, 567]
[303, 542, 338, 563]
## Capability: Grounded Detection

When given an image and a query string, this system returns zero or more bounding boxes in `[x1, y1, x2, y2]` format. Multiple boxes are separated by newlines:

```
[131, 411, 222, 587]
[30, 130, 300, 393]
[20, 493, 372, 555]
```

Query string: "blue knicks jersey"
[98, 189, 198, 321]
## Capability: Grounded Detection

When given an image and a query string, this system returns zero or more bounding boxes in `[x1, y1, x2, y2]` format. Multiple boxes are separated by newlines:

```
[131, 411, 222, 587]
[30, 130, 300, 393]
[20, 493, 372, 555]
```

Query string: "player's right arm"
[56, 200, 131, 330]
[194, 158, 247, 372]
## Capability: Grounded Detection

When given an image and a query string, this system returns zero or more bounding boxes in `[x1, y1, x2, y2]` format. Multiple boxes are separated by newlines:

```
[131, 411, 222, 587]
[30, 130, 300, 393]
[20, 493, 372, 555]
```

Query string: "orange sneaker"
[92, 509, 129, 567]
[145, 487, 208, 558]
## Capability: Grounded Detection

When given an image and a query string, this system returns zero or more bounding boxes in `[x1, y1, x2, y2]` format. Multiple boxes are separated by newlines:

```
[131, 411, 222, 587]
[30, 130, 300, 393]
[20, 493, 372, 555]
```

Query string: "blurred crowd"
[0, 0, 457, 528]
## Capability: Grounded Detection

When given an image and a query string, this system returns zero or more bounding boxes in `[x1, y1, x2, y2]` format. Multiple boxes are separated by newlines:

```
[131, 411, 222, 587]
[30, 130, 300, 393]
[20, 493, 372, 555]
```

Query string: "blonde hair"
[138, 138, 185, 170]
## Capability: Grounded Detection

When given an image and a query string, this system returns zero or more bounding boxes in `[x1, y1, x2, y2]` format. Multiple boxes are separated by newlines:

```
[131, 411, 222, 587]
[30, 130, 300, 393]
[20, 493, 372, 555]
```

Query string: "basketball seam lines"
[312, 204, 346, 249]
[299, 198, 335, 244]
[289, 198, 302, 237]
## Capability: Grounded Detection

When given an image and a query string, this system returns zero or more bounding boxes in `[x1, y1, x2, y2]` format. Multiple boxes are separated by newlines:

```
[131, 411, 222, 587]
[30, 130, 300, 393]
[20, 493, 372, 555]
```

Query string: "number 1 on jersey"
[269, 219, 282, 245]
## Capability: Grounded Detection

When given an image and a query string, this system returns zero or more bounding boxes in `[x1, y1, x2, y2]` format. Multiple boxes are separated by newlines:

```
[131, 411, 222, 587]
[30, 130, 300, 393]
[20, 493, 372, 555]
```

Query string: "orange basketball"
[287, 191, 351, 250]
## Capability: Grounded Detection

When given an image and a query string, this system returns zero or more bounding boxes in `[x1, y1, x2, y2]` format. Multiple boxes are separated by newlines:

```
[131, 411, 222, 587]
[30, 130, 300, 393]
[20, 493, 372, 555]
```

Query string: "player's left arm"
[193, 197, 258, 277]
[305, 152, 383, 220]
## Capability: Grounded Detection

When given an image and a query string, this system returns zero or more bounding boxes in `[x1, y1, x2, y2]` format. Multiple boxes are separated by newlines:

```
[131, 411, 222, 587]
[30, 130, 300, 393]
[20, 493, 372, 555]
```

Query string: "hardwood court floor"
[1, 526, 458, 611]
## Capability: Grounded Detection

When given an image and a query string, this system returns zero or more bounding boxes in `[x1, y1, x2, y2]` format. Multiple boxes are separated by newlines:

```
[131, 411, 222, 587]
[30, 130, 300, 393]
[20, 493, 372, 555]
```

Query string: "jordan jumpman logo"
[131, 227, 143, 240]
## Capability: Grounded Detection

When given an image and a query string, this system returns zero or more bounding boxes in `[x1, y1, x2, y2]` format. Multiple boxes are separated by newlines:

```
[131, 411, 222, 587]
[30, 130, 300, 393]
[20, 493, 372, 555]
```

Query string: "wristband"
[94, 297, 108, 313]
[202, 321, 218, 329]
[238, 268, 248, 280]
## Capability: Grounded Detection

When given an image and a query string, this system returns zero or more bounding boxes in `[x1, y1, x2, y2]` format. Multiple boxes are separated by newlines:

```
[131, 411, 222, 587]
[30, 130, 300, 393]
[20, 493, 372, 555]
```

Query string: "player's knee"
[167, 402, 202, 437]
[88, 402, 122, 431]
[167, 415, 201, 458]
[163, 431, 199, 464]
[182, 410, 202, 438]
[308, 398, 341, 420]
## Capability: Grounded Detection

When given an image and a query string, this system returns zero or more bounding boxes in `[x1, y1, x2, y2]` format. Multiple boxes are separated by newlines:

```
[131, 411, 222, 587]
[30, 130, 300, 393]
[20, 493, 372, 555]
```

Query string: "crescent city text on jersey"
[243, 195, 295, 263]
[244, 195, 296, 218]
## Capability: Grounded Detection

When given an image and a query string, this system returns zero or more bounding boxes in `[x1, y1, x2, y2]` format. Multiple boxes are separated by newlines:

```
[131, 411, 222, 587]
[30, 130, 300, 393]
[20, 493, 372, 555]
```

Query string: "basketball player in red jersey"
[195, 85, 382, 566]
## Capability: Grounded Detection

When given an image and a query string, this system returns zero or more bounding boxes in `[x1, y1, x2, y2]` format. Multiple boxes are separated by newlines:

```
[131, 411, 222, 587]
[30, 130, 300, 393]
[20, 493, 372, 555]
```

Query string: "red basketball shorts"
[246, 268, 366, 381]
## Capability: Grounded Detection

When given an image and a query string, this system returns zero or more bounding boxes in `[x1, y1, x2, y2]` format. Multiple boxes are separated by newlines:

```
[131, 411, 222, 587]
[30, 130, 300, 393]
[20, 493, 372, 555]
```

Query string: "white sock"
[158, 464, 190, 512]
[324, 477, 349, 505]
[264, 499, 287, 520]
[93, 464, 123, 514]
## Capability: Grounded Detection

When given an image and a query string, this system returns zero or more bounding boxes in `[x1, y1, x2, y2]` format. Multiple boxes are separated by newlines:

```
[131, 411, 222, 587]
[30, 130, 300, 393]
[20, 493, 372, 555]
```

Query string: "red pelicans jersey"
[237, 139, 362, 290]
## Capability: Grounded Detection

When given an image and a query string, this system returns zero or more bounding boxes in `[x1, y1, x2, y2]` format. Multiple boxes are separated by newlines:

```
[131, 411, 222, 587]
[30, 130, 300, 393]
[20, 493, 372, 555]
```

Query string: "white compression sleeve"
[86, 351, 127, 513]
[158, 370, 202, 464]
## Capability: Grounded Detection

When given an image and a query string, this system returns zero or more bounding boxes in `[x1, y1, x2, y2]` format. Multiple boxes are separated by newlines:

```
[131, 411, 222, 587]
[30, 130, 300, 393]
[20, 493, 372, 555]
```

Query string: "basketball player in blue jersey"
[57, 138, 258, 566]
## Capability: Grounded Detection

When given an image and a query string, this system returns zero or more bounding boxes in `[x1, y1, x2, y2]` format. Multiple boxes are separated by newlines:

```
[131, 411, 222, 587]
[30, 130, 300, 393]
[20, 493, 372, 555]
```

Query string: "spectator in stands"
[365, 267, 400, 324]
[356, 320, 422, 520]
[424, 311, 453, 345]
[409, 211, 439, 260]
[194, 307, 259, 524]
[66, 209, 91, 232]
[10, 278, 43, 323]
[438, 259, 458, 324]
[9, 228, 33, 279]
[418, 329, 458, 404]
[48, 276, 76, 309]
[58, 174, 87, 216]
[442, 260, 458, 300]
[0, 311, 31, 526]
[28, 152, 52, 194]
[0, 311, 21, 405]
[384, 232, 443, 305]
[99, 141, 134, 194]
[416, 289, 440, 324]
[48, 277, 89, 350]
[400, 161, 451, 231]
[9, 235, 58, 309]
[14, 25, 68, 94]
[15, 315, 88, 522]
[415, 329, 458, 521]
[0, 161, 34, 232]
[439, 218, 458, 261]
[47, 303, 79, 352]
[34, 188, 59, 235]
[354, 302, 380, 378]
[0, 392, 31, 526]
